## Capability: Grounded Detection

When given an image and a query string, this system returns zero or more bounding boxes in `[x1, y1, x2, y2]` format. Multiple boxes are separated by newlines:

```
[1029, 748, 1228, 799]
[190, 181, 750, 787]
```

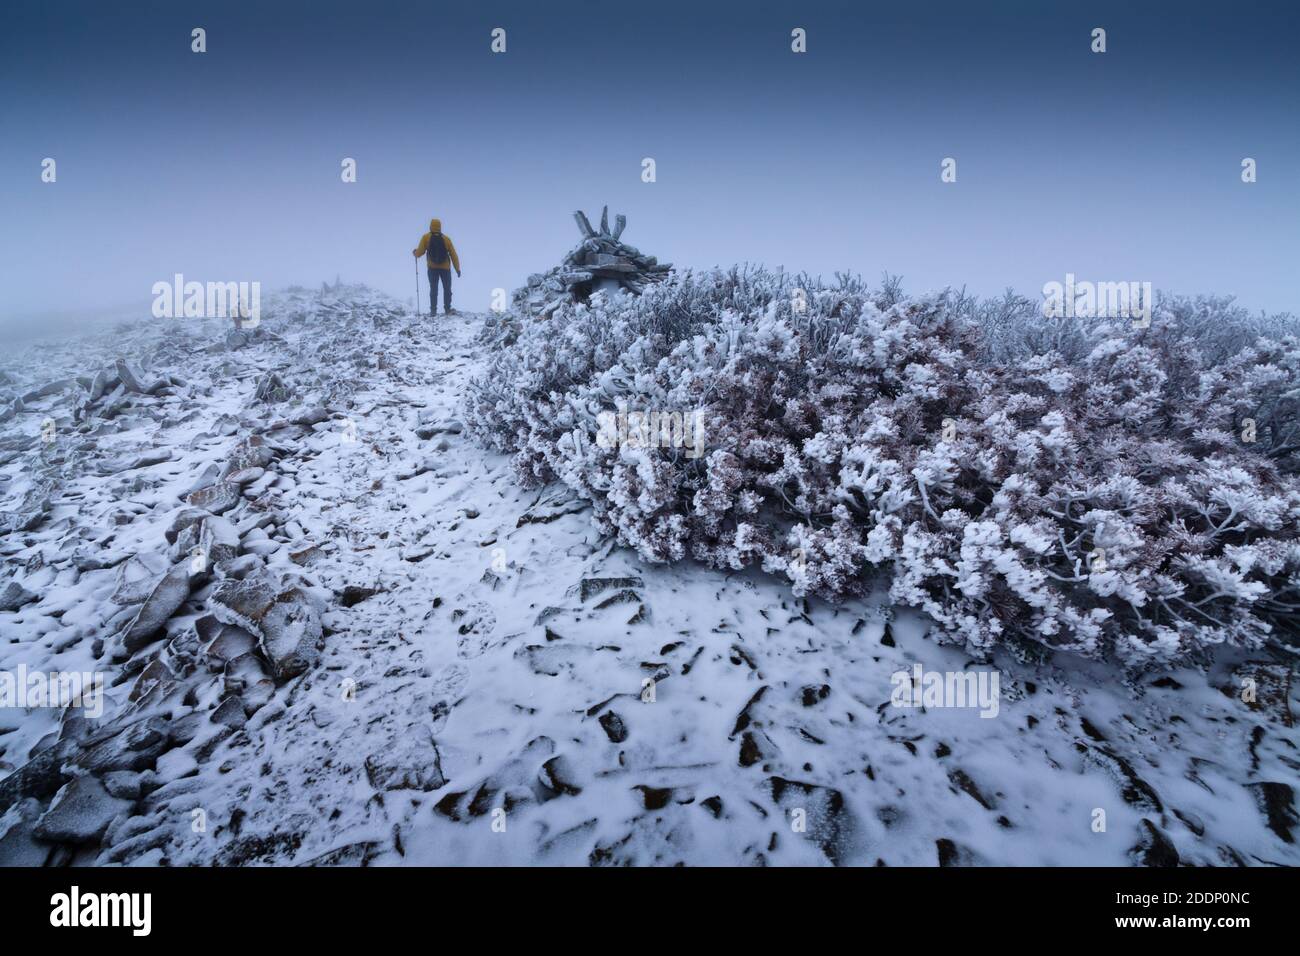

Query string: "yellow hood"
[414, 219, 459, 271]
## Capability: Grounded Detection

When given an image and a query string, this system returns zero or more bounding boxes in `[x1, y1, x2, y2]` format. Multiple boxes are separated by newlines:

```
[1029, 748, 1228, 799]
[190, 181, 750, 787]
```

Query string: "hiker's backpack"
[427, 232, 449, 266]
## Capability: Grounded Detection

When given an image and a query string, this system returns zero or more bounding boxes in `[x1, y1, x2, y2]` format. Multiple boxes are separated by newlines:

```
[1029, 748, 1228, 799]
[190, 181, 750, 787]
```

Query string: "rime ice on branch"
[513, 206, 672, 318]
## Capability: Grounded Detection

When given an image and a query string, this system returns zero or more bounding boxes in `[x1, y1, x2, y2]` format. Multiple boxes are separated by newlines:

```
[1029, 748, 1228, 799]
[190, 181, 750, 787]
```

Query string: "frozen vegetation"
[0, 273, 1296, 867]
[468, 269, 1300, 665]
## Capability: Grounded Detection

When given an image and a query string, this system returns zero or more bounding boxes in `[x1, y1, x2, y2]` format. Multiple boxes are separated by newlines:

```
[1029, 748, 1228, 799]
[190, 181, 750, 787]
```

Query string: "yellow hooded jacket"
[413, 218, 461, 272]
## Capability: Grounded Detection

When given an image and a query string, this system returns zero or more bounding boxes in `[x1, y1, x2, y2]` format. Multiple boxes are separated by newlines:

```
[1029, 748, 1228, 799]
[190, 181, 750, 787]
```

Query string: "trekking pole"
[415, 257, 421, 316]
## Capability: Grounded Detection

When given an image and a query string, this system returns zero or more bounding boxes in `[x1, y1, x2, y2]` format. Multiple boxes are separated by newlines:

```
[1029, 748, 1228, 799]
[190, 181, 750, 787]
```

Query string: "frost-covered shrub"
[465, 269, 1300, 665]
[979, 288, 1300, 367]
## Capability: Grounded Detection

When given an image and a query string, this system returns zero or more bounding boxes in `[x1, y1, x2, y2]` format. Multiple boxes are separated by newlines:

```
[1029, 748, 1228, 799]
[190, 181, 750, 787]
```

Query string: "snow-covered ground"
[1, 287, 1296, 866]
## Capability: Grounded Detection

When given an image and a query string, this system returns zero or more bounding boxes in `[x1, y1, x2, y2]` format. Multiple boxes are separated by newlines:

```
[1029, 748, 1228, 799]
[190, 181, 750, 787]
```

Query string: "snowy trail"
[1, 293, 1297, 866]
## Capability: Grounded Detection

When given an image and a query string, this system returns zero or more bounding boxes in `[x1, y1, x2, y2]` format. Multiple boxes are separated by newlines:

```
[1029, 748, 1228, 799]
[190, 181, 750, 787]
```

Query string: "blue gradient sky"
[2, 0, 1297, 334]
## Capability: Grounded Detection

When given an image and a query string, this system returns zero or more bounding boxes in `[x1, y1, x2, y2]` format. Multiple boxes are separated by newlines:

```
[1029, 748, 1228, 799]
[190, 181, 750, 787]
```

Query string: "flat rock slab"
[0, 798, 51, 865]
[259, 588, 323, 679]
[121, 561, 191, 653]
[34, 776, 134, 844]
[165, 506, 210, 544]
[203, 622, 260, 666]
[227, 466, 265, 486]
[187, 481, 242, 515]
[75, 717, 171, 776]
[114, 359, 145, 393]
[21, 378, 73, 403]
[764, 777, 856, 865]
[224, 436, 274, 475]
[210, 576, 278, 633]
[0, 580, 39, 612]
[198, 514, 241, 565]
[110, 553, 168, 606]
[365, 734, 445, 792]
[95, 450, 172, 476]
[291, 406, 330, 427]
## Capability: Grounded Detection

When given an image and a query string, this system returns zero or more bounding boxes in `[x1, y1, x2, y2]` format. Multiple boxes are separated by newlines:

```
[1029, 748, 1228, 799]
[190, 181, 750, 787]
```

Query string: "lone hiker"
[412, 218, 461, 316]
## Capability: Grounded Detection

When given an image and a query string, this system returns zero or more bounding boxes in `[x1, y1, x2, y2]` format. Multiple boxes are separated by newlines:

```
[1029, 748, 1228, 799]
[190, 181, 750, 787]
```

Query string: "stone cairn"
[513, 206, 672, 318]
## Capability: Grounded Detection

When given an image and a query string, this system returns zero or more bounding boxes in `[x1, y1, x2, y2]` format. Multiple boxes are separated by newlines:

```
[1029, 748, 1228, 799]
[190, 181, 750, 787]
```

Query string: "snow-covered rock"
[34, 776, 133, 844]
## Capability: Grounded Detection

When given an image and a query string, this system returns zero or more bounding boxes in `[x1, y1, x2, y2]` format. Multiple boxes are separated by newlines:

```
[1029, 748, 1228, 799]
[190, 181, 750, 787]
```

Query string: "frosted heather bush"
[465, 268, 1300, 666]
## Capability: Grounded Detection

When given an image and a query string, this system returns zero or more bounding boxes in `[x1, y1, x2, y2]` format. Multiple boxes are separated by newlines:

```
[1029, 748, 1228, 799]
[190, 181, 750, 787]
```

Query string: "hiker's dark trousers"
[427, 268, 452, 315]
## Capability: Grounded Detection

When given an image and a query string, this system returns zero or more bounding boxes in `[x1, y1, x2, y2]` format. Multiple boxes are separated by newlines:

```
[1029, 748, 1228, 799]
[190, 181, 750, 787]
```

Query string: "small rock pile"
[513, 206, 672, 318]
